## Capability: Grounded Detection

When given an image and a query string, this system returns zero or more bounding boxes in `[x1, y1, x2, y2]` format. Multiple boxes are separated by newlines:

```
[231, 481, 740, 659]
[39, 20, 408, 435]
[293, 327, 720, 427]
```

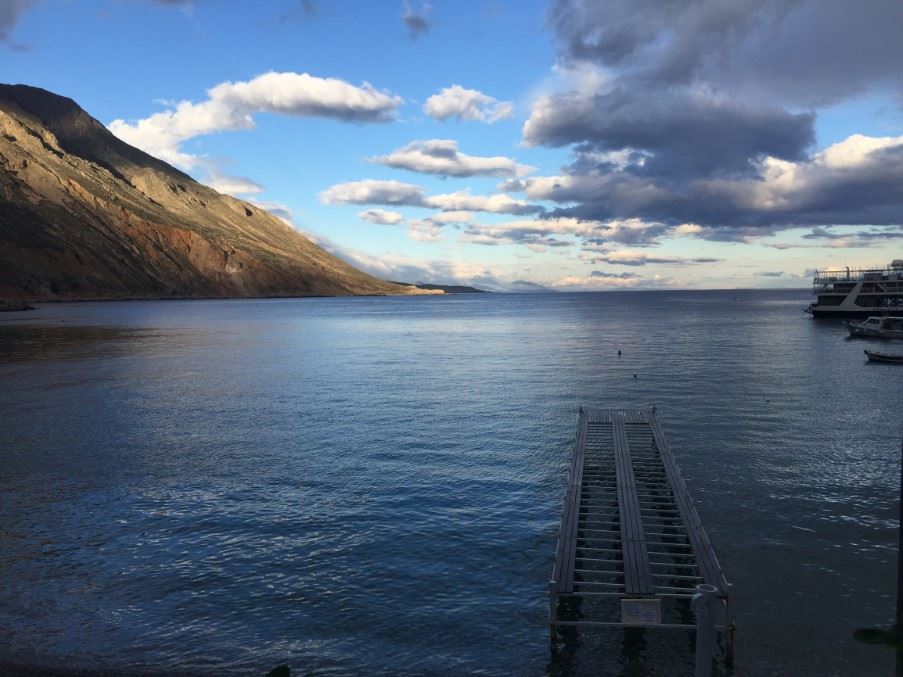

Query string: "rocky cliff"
[0, 84, 431, 300]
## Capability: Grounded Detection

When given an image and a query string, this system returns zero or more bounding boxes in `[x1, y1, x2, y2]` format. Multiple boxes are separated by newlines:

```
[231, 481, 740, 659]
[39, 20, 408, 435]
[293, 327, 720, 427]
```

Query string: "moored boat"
[864, 349, 903, 364]
[846, 316, 903, 339]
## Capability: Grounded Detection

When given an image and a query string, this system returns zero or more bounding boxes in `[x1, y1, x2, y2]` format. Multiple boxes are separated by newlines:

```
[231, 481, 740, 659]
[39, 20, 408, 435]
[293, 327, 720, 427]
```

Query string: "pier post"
[896, 436, 903, 677]
[692, 584, 718, 677]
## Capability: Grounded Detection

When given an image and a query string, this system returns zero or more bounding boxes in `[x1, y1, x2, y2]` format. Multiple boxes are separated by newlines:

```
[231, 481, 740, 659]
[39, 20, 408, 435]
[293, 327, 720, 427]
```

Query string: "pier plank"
[612, 412, 654, 595]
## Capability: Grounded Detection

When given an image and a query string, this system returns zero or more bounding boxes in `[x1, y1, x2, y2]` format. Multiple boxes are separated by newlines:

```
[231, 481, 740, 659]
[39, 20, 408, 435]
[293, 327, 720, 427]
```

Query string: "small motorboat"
[864, 349, 903, 364]
[846, 316, 903, 339]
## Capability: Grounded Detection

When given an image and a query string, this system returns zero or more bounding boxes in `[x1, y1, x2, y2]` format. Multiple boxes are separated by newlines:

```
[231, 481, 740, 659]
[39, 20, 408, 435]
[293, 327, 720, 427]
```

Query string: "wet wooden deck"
[550, 407, 732, 642]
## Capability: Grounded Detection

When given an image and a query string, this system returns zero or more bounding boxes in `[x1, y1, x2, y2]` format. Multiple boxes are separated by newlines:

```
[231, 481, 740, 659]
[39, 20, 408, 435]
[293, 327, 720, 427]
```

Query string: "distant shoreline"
[0, 287, 815, 312]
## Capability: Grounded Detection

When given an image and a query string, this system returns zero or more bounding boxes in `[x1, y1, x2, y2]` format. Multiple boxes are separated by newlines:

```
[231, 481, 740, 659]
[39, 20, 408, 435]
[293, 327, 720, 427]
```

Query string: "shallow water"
[1, 291, 901, 675]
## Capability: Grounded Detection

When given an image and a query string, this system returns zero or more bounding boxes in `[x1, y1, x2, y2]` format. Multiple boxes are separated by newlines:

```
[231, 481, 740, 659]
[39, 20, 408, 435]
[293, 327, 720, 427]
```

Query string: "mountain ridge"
[0, 84, 437, 301]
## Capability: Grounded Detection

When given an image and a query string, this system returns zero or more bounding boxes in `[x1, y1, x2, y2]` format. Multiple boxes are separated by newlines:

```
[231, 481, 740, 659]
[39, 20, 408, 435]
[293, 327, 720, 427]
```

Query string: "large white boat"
[807, 260, 903, 318]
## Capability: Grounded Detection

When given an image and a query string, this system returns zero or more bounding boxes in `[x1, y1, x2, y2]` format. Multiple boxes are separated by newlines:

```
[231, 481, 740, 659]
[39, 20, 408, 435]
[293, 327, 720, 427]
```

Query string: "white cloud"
[426, 190, 540, 215]
[585, 250, 721, 266]
[552, 272, 638, 289]
[320, 180, 541, 215]
[321, 241, 505, 287]
[358, 208, 405, 225]
[408, 219, 445, 242]
[204, 174, 264, 196]
[458, 216, 677, 250]
[428, 210, 474, 225]
[208, 72, 401, 122]
[108, 99, 246, 169]
[550, 271, 678, 290]
[423, 85, 514, 123]
[696, 132, 903, 215]
[306, 231, 556, 291]
[108, 71, 402, 170]
[319, 179, 426, 206]
[372, 139, 533, 177]
[463, 216, 601, 241]
[672, 223, 704, 236]
[819, 133, 903, 169]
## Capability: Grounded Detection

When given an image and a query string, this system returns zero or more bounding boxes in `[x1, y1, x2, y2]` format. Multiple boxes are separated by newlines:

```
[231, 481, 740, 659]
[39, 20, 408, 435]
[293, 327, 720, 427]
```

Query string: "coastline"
[0, 287, 444, 309]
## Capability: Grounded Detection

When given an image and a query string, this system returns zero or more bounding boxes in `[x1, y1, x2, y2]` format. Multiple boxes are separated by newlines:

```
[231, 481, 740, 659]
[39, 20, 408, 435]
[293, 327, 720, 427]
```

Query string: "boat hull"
[845, 316, 903, 338]
[848, 329, 903, 339]
[865, 350, 903, 364]
[812, 307, 903, 318]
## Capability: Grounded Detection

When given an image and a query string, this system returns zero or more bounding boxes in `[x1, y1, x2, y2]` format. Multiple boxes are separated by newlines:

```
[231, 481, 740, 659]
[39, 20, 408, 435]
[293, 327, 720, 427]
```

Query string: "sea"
[1, 290, 901, 676]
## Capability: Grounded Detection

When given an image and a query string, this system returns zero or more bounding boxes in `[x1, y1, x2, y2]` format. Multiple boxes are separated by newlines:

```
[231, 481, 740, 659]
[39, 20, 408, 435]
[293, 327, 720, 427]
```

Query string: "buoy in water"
[618, 350, 622, 356]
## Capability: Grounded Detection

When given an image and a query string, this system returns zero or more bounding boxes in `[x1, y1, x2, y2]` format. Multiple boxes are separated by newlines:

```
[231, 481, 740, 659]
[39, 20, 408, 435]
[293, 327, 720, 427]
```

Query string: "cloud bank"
[521, 0, 903, 241]
[320, 179, 542, 215]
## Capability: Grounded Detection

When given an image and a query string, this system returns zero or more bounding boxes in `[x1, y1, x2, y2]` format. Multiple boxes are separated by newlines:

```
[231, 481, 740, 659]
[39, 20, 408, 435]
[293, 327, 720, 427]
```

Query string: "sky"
[2, 0, 902, 291]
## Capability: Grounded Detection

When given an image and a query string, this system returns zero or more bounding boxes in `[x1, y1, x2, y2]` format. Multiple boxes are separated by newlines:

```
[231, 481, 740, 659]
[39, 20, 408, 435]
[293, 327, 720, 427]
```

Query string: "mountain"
[0, 84, 436, 301]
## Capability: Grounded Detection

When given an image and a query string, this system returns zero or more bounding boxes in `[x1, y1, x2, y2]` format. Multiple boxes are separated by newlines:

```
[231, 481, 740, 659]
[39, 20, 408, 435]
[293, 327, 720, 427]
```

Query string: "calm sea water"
[1, 291, 901, 676]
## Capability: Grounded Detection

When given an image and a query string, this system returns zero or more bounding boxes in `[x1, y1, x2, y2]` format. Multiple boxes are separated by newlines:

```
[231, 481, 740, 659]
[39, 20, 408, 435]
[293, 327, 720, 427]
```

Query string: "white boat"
[846, 316, 903, 339]
[807, 260, 903, 318]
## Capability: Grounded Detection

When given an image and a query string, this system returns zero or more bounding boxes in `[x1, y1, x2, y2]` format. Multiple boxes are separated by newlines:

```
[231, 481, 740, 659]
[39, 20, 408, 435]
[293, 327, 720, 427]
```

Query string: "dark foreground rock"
[0, 298, 35, 311]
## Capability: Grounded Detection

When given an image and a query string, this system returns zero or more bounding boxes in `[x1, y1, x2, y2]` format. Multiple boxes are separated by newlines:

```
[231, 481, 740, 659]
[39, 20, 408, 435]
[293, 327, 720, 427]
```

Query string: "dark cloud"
[461, 222, 575, 248]
[525, 87, 814, 180]
[514, 125, 903, 237]
[758, 271, 786, 277]
[508, 279, 555, 292]
[590, 270, 639, 279]
[402, 1, 430, 39]
[587, 252, 722, 266]
[587, 221, 670, 246]
[526, 0, 903, 239]
[548, 0, 903, 107]
[280, 0, 317, 23]
[803, 226, 903, 241]
[0, 0, 35, 46]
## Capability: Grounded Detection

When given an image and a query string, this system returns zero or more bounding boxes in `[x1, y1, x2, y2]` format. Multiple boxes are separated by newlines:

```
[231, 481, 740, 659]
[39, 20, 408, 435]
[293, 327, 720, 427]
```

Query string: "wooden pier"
[550, 407, 733, 658]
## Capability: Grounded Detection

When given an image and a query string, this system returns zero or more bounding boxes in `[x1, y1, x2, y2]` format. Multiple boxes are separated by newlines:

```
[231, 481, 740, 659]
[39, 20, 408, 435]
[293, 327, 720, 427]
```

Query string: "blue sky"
[2, 0, 902, 290]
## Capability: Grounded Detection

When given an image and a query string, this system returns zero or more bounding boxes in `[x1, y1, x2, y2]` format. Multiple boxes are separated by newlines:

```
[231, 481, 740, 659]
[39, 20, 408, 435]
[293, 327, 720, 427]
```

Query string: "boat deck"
[550, 407, 732, 649]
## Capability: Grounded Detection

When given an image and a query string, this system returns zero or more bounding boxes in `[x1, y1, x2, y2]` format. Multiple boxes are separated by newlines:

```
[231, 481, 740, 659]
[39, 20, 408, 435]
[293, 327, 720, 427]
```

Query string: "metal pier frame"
[550, 407, 734, 662]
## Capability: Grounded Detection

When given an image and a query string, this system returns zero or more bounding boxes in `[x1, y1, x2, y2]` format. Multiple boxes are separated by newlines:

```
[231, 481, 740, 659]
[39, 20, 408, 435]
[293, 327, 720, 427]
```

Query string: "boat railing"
[813, 265, 903, 287]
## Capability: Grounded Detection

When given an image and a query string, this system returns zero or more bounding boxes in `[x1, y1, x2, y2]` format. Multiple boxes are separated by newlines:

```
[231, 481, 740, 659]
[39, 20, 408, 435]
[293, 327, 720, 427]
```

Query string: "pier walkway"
[550, 407, 733, 656]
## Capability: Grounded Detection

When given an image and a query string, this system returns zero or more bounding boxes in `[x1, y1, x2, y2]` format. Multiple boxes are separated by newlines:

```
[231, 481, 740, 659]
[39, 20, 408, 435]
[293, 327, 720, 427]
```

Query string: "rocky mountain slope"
[0, 84, 432, 300]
